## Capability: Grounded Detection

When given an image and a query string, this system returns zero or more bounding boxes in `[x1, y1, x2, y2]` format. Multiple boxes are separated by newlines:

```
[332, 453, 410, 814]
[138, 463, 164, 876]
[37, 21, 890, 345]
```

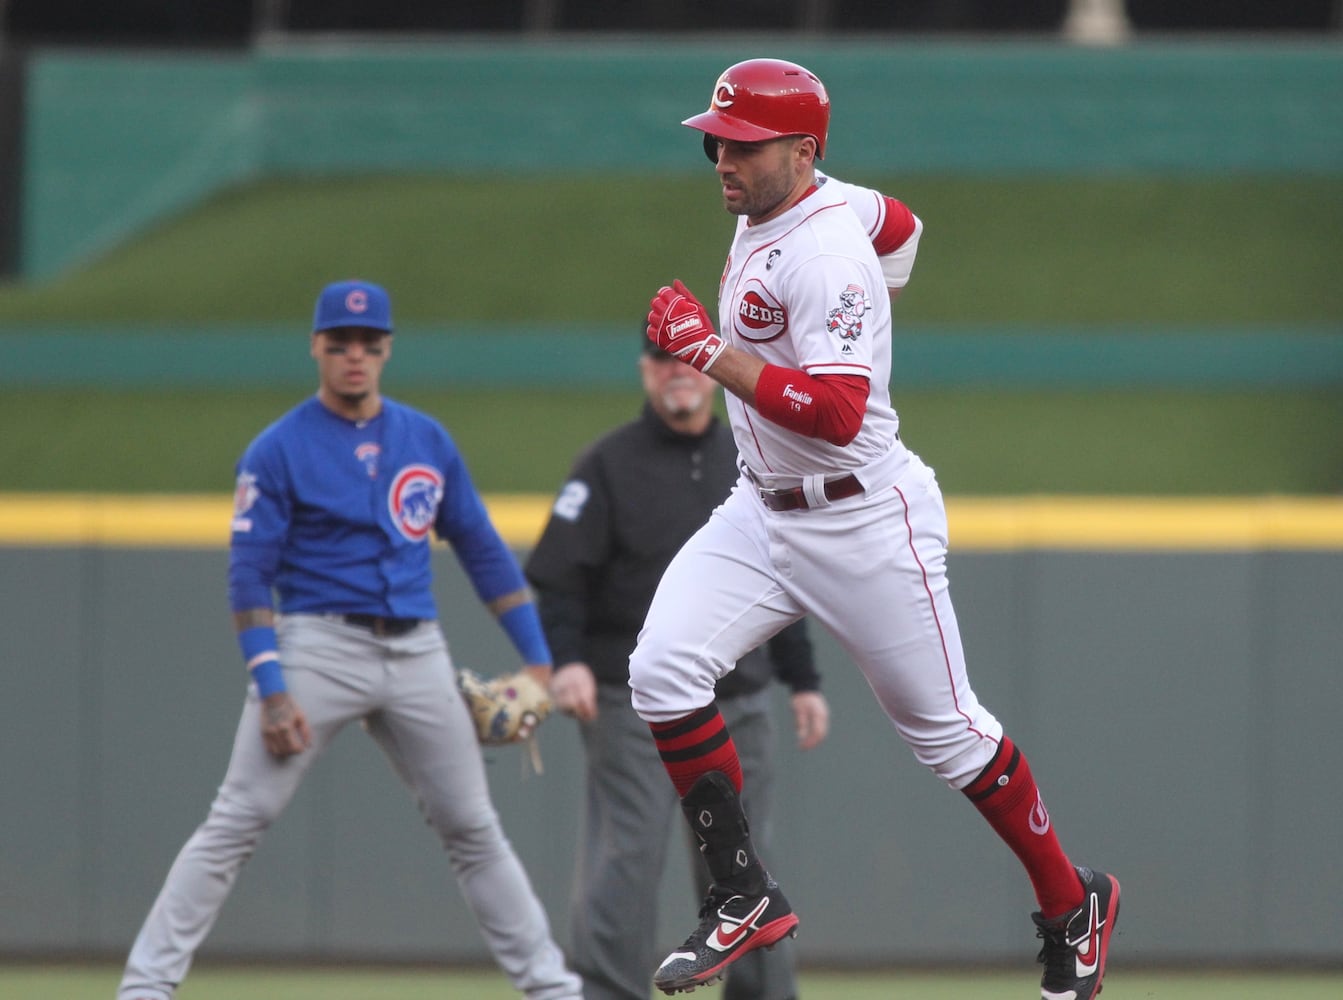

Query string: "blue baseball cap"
[312, 280, 393, 333]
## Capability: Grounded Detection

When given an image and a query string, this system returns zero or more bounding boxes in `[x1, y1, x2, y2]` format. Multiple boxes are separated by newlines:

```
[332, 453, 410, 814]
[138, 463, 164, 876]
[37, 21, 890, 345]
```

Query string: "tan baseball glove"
[457, 668, 553, 747]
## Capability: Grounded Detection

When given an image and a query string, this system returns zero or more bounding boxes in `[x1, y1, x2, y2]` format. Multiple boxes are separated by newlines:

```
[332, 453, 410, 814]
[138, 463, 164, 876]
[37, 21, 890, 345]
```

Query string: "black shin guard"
[681, 771, 765, 892]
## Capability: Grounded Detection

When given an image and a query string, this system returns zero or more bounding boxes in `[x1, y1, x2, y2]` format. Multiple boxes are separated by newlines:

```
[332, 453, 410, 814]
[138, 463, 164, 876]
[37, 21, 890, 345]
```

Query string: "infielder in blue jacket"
[118, 280, 582, 1000]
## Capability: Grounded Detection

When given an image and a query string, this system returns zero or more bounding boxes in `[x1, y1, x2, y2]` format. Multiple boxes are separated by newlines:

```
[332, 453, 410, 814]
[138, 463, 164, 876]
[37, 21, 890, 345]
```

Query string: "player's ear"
[798, 135, 817, 166]
[309, 332, 321, 359]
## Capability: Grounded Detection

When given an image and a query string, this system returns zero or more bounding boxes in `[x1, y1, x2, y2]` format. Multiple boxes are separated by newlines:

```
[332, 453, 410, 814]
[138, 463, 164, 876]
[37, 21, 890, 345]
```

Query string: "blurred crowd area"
[2, 0, 1340, 47]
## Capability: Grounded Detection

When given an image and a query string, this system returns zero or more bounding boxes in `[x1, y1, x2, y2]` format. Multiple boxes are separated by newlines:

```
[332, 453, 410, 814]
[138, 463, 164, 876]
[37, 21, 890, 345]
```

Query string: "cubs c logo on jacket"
[388, 464, 444, 542]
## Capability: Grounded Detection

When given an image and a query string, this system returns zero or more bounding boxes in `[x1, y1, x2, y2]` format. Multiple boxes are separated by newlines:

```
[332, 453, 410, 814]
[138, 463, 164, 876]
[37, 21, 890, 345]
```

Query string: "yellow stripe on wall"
[0, 494, 234, 547]
[2, 493, 1343, 551]
[944, 496, 1343, 550]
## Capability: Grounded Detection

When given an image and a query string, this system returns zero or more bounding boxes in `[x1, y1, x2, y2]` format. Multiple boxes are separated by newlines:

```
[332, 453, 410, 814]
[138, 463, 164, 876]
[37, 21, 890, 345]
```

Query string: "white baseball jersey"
[718, 175, 922, 481]
[817, 171, 924, 290]
[630, 173, 1003, 792]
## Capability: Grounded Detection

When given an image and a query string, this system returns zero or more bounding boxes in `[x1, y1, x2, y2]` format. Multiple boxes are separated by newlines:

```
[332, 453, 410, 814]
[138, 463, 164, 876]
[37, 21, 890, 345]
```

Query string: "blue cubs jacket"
[228, 395, 523, 618]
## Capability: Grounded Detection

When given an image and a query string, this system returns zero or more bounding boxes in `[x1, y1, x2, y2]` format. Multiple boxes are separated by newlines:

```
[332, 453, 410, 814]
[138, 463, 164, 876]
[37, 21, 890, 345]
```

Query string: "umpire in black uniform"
[525, 336, 829, 1000]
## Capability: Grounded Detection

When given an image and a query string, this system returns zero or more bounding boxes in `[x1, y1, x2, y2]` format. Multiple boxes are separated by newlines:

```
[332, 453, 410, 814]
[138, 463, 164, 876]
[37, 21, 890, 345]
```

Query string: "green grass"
[883, 174, 1343, 326]
[1, 174, 1339, 327]
[2, 173, 1340, 495]
[2, 386, 1340, 495]
[3, 963, 1340, 1000]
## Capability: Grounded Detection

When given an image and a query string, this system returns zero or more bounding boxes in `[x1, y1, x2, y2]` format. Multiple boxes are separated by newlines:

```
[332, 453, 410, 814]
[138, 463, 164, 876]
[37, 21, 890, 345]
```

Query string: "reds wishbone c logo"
[1029, 790, 1051, 835]
[712, 80, 736, 109]
[733, 279, 787, 343]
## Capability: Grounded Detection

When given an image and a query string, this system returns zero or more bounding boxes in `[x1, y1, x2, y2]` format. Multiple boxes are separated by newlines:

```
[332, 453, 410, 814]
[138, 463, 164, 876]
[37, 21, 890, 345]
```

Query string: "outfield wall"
[3, 496, 1342, 966]
[20, 40, 1343, 279]
[7, 325, 1343, 389]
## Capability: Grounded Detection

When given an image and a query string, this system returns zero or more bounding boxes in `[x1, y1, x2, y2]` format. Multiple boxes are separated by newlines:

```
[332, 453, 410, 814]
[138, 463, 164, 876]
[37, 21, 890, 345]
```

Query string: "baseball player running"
[117, 280, 582, 1000]
[632, 59, 1120, 999]
[525, 332, 829, 1000]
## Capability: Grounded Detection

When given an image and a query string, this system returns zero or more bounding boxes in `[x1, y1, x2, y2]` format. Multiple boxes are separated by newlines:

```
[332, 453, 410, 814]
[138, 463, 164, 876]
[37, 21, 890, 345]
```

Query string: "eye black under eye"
[324, 329, 387, 351]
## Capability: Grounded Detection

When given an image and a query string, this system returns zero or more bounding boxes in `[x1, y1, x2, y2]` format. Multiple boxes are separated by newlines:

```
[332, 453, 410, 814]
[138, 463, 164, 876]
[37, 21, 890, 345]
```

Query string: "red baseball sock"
[963, 736, 1083, 918]
[648, 703, 743, 796]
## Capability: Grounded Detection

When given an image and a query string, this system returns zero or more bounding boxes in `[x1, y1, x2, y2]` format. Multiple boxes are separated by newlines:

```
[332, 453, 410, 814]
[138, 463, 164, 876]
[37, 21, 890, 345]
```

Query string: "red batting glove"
[646, 280, 725, 373]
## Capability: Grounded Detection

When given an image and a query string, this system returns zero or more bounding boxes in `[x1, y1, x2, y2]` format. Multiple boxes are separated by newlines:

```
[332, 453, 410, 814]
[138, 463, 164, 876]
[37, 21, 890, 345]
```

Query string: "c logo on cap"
[345, 289, 368, 314]
[712, 81, 736, 109]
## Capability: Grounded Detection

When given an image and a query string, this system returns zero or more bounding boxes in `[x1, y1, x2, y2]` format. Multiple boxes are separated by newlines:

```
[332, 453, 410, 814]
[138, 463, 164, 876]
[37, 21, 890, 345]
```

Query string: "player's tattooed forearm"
[233, 607, 276, 630]
[486, 587, 533, 618]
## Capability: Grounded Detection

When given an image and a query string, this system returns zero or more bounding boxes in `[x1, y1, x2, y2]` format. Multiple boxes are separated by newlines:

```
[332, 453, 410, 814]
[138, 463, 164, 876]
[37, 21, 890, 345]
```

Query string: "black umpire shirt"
[525, 402, 818, 699]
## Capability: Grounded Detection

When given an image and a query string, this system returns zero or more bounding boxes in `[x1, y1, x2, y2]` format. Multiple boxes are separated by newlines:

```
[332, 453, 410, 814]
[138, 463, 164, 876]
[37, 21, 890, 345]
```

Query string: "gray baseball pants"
[118, 614, 580, 1000]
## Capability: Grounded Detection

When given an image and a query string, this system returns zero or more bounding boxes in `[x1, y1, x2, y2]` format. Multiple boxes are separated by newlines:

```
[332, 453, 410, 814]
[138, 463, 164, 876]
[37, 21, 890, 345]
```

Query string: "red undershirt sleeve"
[753, 366, 868, 446]
[872, 196, 917, 256]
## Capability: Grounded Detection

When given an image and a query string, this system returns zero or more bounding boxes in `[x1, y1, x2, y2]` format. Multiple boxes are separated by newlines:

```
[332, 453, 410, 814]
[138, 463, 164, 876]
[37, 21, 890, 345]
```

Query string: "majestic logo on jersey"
[231, 471, 259, 533]
[388, 464, 444, 542]
[766, 249, 782, 271]
[355, 442, 380, 478]
[732, 280, 787, 342]
[826, 284, 870, 341]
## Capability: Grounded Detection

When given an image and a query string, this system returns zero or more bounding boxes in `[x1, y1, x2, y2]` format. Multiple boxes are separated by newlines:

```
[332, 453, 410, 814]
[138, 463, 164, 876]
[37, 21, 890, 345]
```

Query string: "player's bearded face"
[714, 136, 808, 222]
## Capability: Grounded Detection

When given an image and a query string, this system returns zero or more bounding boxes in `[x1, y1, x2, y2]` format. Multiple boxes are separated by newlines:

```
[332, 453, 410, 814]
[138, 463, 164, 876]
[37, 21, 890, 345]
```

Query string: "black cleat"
[1033, 866, 1121, 1000]
[653, 879, 799, 995]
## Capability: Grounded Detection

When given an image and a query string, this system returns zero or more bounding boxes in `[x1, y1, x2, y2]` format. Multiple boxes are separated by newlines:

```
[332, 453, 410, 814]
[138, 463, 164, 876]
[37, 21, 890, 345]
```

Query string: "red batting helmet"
[682, 58, 830, 162]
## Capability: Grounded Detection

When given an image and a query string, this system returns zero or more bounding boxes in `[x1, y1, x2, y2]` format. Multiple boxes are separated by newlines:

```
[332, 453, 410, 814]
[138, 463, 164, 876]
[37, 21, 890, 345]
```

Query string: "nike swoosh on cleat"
[1069, 893, 1103, 977]
[707, 896, 771, 951]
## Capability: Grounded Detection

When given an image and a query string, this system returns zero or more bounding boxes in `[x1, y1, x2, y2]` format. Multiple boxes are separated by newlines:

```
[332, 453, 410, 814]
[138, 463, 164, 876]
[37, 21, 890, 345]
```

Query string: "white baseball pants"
[630, 446, 1003, 790]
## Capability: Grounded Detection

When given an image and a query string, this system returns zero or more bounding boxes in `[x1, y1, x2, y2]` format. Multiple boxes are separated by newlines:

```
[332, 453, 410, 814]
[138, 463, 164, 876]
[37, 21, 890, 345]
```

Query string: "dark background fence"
[4, 0, 1342, 45]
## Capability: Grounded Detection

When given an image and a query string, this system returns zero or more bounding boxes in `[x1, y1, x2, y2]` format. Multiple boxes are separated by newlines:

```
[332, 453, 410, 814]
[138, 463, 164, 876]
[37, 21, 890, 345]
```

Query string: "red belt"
[756, 473, 863, 512]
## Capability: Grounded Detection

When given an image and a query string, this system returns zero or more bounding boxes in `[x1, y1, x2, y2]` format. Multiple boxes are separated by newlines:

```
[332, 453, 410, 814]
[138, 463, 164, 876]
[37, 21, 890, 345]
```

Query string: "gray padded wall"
[2, 545, 1340, 966]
